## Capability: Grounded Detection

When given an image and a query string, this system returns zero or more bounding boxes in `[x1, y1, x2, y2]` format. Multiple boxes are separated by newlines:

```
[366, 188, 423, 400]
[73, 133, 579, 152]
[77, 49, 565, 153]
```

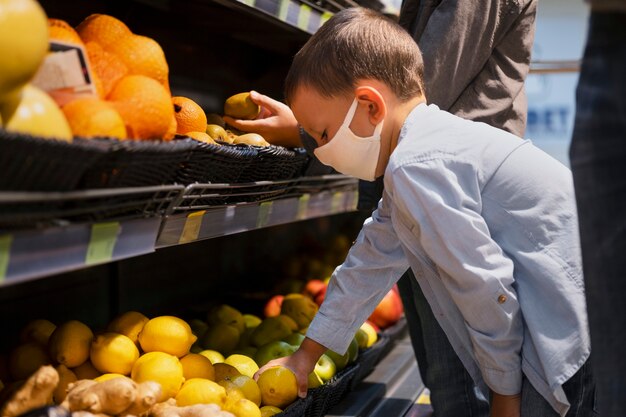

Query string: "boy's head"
[285, 8, 426, 181]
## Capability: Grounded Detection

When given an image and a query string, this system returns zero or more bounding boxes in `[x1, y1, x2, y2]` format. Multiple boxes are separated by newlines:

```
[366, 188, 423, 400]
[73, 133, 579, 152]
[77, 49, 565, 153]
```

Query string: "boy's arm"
[392, 161, 524, 397]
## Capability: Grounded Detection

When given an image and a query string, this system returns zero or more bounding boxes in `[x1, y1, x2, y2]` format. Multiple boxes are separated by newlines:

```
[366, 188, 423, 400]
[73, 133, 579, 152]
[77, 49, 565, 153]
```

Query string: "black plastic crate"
[306, 362, 361, 417]
[277, 393, 313, 417]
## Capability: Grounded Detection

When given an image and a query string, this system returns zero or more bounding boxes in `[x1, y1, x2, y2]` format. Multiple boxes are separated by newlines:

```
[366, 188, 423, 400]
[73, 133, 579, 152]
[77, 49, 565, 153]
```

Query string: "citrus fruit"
[256, 366, 298, 409]
[48, 320, 94, 368]
[137, 316, 196, 358]
[62, 97, 126, 139]
[172, 96, 207, 134]
[213, 362, 242, 382]
[71, 360, 101, 380]
[76, 14, 132, 50]
[48, 19, 83, 45]
[108, 35, 169, 89]
[199, 349, 225, 364]
[163, 113, 177, 141]
[224, 354, 259, 379]
[175, 378, 226, 407]
[131, 352, 184, 401]
[0, 0, 48, 102]
[108, 75, 173, 140]
[201, 322, 240, 354]
[8, 343, 50, 380]
[224, 92, 260, 120]
[187, 131, 216, 144]
[107, 311, 149, 346]
[243, 315, 262, 329]
[219, 379, 246, 402]
[180, 353, 215, 381]
[94, 373, 126, 382]
[53, 364, 77, 404]
[229, 375, 262, 406]
[90, 332, 140, 375]
[84, 41, 128, 98]
[260, 405, 282, 417]
[19, 319, 56, 346]
[225, 398, 261, 417]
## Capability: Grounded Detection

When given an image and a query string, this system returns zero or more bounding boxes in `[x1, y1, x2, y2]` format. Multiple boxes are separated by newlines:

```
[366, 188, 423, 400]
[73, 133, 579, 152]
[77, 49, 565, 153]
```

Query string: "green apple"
[354, 328, 369, 349]
[325, 348, 350, 371]
[347, 337, 359, 364]
[254, 341, 297, 367]
[282, 332, 306, 347]
[308, 371, 323, 389]
[314, 353, 336, 382]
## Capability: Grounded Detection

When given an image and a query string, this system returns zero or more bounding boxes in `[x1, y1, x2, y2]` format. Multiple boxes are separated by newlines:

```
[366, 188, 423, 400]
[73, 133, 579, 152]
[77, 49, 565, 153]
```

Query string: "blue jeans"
[570, 12, 626, 417]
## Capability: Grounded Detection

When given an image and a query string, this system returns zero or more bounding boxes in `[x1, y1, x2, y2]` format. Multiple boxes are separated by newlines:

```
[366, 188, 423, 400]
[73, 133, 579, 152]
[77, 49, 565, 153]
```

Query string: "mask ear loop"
[342, 99, 360, 126]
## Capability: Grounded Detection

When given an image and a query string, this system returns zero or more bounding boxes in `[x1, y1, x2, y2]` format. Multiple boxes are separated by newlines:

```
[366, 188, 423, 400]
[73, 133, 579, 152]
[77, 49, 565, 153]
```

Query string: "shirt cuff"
[305, 311, 355, 355]
[481, 365, 522, 396]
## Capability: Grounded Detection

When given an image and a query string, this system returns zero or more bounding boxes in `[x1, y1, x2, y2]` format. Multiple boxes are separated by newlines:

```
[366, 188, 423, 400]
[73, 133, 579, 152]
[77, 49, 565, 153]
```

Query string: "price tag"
[241, 0, 256, 6]
[278, 0, 290, 21]
[0, 234, 13, 283]
[179, 211, 205, 244]
[321, 11, 333, 25]
[86, 222, 120, 265]
[331, 192, 343, 213]
[298, 4, 312, 31]
[256, 202, 273, 228]
[352, 191, 360, 210]
[297, 194, 310, 220]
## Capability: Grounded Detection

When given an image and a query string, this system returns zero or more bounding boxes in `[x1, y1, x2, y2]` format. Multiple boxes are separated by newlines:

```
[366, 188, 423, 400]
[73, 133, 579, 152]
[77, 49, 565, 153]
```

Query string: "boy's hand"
[490, 391, 521, 417]
[223, 91, 301, 147]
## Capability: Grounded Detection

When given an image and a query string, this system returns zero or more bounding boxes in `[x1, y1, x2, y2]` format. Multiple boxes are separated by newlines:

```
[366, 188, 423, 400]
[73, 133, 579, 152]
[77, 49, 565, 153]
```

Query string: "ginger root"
[120, 381, 160, 417]
[1, 365, 59, 417]
[148, 400, 234, 417]
[63, 377, 136, 416]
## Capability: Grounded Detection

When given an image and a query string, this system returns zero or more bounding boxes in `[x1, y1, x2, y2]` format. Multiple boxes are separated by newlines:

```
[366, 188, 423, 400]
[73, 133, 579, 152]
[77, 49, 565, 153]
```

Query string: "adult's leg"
[570, 12, 626, 416]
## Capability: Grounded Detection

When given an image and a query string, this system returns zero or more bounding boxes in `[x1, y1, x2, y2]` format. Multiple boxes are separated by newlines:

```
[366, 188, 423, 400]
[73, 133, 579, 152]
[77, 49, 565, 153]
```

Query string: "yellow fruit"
[243, 315, 262, 329]
[225, 398, 261, 417]
[199, 349, 225, 364]
[62, 97, 126, 139]
[137, 316, 197, 358]
[229, 375, 262, 406]
[0, 0, 48, 102]
[206, 124, 228, 142]
[224, 92, 260, 120]
[131, 352, 184, 401]
[275, 315, 298, 332]
[19, 319, 56, 346]
[76, 14, 132, 50]
[71, 360, 101, 380]
[208, 305, 246, 335]
[250, 317, 292, 348]
[219, 380, 246, 402]
[213, 362, 241, 382]
[108, 35, 170, 90]
[163, 113, 177, 141]
[233, 133, 270, 147]
[48, 19, 83, 46]
[172, 96, 207, 134]
[187, 131, 216, 144]
[48, 320, 94, 368]
[108, 75, 174, 140]
[259, 405, 282, 417]
[107, 311, 149, 345]
[94, 373, 125, 382]
[256, 366, 298, 409]
[8, 343, 50, 380]
[180, 353, 215, 381]
[175, 378, 226, 407]
[201, 322, 240, 354]
[0, 84, 72, 141]
[53, 364, 77, 404]
[280, 294, 319, 330]
[360, 322, 378, 348]
[84, 41, 129, 98]
[224, 354, 259, 379]
[90, 332, 139, 375]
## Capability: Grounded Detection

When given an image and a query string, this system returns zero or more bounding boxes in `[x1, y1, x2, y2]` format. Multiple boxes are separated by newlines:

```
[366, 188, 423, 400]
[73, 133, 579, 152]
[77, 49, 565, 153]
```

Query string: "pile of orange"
[47, 14, 209, 141]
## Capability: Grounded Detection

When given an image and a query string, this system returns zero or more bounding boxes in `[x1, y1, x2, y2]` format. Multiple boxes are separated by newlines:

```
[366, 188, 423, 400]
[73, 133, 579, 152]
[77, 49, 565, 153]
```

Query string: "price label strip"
[86, 222, 120, 265]
[179, 211, 206, 244]
[0, 234, 13, 283]
[331, 192, 344, 213]
[257, 202, 274, 228]
[352, 190, 360, 210]
[298, 4, 312, 31]
[297, 194, 310, 220]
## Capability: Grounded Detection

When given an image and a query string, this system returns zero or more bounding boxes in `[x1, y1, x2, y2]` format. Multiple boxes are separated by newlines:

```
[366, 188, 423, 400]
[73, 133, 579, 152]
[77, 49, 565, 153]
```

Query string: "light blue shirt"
[306, 103, 590, 416]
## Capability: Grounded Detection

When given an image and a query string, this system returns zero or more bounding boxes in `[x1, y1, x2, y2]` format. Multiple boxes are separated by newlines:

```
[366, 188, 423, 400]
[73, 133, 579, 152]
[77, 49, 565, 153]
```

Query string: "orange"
[172, 96, 207, 134]
[85, 41, 128, 98]
[108, 75, 173, 140]
[63, 97, 126, 139]
[108, 35, 169, 90]
[76, 14, 132, 50]
[163, 114, 177, 141]
[48, 19, 83, 45]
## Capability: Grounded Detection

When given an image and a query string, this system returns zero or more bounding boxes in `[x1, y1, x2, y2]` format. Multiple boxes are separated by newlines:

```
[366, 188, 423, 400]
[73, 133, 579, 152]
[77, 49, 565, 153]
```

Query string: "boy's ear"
[355, 86, 386, 125]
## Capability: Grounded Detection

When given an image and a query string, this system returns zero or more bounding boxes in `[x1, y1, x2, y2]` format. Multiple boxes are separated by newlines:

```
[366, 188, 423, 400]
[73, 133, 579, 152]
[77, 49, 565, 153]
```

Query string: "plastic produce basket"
[79, 138, 196, 188]
[0, 130, 108, 191]
[306, 362, 361, 417]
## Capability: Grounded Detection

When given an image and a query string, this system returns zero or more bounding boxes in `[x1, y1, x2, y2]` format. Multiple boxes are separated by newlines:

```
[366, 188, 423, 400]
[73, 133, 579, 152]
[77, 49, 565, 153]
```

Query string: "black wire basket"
[306, 362, 361, 417]
[239, 145, 309, 183]
[350, 334, 391, 390]
[79, 138, 196, 189]
[0, 130, 108, 192]
[277, 393, 313, 417]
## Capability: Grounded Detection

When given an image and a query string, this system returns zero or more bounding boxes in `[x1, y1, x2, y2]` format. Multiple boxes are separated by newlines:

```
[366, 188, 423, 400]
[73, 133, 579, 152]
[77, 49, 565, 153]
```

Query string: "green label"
[0, 235, 13, 283]
[352, 191, 360, 210]
[180, 211, 205, 244]
[257, 202, 273, 228]
[331, 192, 343, 213]
[297, 194, 310, 220]
[321, 11, 333, 25]
[278, 0, 290, 21]
[86, 222, 120, 265]
[298, 4, 312, 31]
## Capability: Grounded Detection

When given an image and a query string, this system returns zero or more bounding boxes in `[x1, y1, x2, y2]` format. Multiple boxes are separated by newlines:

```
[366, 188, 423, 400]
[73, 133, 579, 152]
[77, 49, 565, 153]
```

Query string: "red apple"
[365, 320, 380, 333]
[302, 279, 327, 300]
[263, 295, 284, 318]
[368, 288, 403, 329]
[314, 285, 327, 306]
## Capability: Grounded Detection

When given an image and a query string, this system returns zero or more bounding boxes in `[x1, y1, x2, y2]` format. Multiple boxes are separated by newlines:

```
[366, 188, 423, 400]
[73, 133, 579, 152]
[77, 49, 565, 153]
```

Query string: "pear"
[224, 92, 260, 120]
[280, 294, 319, 329]
[250, 317, 292, 348]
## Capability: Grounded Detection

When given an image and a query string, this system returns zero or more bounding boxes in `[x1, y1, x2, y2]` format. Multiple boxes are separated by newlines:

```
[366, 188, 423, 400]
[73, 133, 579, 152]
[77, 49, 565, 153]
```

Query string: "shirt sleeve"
[391, 160, 524, 395]
[306, 191, 410, 354]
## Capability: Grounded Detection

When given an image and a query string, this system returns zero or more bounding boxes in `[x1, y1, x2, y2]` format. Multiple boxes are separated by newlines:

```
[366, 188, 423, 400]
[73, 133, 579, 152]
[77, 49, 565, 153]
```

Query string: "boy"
[255, 7, 596, 417]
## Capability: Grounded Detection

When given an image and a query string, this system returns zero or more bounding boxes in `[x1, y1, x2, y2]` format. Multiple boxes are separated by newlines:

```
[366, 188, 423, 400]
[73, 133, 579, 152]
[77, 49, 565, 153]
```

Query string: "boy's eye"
[321, 130, 328, 142]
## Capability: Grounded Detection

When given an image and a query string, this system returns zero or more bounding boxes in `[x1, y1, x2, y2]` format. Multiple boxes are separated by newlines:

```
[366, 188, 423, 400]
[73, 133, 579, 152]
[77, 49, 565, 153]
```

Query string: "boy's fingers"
[250, 90, 282, 113]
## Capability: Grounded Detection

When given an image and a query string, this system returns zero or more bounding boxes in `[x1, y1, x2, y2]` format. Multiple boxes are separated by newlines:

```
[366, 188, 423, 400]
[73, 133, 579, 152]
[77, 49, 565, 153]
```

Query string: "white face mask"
[313, 98, 384, 181]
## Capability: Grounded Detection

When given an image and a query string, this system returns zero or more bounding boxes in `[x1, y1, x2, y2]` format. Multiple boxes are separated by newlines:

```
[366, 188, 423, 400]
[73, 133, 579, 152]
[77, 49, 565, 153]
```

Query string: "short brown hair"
[285, 7, 425, 103]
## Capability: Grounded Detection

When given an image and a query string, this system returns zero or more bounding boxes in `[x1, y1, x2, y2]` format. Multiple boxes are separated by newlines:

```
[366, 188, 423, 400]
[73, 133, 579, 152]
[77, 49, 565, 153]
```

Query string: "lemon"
[260, 406, 282, 417]
[219, 379, 246, 402]
[48, 320, 94, 368]
[199, 349, 225, 364]
[71, 360, 101, 380]
[94, 373, 126, 382]
[180, 353, 215, 381]
[90, 332, 139, 375]
[19, 319, 56, 346]
[175, 378, 226, 407]
[138, 316, 197, 358]
[131, 352, 184, 401]
[256, 366, 298, 409]
[213, 362, 241, 382]
[224, 354, 259, 379]
[230, 375, 262, 406]
[201, 322, 240, 354]
[225, 397, 262, 417]
[243, 314, 262, 329]
[9, 342, 50, 380]
[53, 365, 77, 404]
[107, 311, 149, 345]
